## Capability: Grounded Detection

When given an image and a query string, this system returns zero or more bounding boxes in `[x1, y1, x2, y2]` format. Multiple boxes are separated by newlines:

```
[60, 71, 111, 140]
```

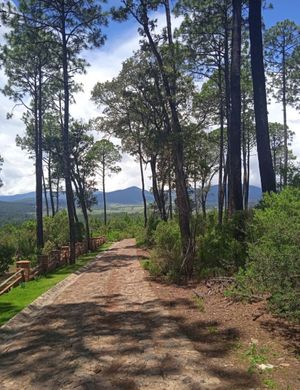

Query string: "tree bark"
[241, 93, 248, 210]
[138, 149, 147, 227]
[72, 171, 91, 251]
[168, 167, 173, 220]
[228, 0, 243, 213]
[56, 178, 60, 213]
[282, 41, 288, 186]
[217, 63, 225, 225]
[42, 168, 49, 217]
[102, 157, 107, 225]
[35, 77, 44, 252]
[194, 178, 198, 216]
[249, 0, 277, 193]
[48, 154, 55, 216]
[150, 156, 167, 221]
[62, 9, 76, 263]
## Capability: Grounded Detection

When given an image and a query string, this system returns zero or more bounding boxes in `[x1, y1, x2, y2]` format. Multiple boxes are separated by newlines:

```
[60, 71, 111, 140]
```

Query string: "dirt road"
[0, 239, 258, 389]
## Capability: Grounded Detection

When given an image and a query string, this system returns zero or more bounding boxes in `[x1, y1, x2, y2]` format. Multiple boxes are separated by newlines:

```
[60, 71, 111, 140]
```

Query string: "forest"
[0, 0, 299, 326]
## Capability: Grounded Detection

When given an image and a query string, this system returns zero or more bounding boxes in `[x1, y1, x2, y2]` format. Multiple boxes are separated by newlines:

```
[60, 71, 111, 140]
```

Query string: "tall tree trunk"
[56, 178, 60, 213]
[48, 155, 55, 217]
[194, 178, 198, 216]
[150, 156, 167, 221]
[102, 159, 107, 225]
[282, 42, 288, 186]
[168, 168, 173, 220]
[224, 11, 232, 214]
[165, 0, 193, 276]
[35, 81, 44, 252]
[245, 131, 250, 209]
[42, 168, 49, 217]
[201, 180, 206, 219]
[217, 63, 225, 225]
[242, 93, 248, 209]
[249, 0, 277, 193]
[62, 12, 76, 263]
[272, 142, 277, 190]
[139, 151, 147, 227]
[223, 155, 229, 214]
[228, 0, 243, 213]
[73, 199, 79, 224]
[73, 174, 91, 250]
[142, 1, 193, 278]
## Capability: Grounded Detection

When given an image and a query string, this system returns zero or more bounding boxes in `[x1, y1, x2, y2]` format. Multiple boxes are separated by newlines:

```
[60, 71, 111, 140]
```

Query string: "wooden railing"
[0, 269, 24, 296]
[0, 236, 106, 296]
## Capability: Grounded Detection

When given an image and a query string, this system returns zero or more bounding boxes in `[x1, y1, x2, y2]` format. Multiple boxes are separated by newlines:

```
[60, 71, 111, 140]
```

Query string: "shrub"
[42, 240, 56, 256]
[196, 211, 248, 277]
[0, 238, 15, 274]
[15, 220, 37, 260]
[149, 220, 182, 281]
[44, 211, 69, 247]
[238, 188, 300, 321]
[90, 213, 144, 242]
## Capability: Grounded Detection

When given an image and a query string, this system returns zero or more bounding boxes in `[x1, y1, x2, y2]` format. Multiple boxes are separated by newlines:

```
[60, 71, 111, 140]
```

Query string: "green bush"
[196, 211, 247, 277]
[15, 220, 37, 260]
[44, 211, 69, 247]
[0, 237, 15, 274]
[238, 188, 300, 321]
[42, 240, 56, 256]
[90, 213, 144, 242]
[148, 220, 182, 281]
[249, 188, 300, 320]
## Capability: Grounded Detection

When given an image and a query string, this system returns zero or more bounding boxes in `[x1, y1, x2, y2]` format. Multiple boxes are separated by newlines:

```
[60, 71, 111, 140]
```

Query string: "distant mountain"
[0, 192, 36, 203]
[0, 185, 262, 218]
[205, 185, 262, 205]
[95, 186, 154, 206]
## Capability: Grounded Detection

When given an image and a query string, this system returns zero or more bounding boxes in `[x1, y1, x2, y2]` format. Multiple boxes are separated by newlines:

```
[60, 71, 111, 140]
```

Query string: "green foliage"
[42, 240, 56, 256]
[233, 188, 300, 321]
[44, 211, 69, 248]
[149, 220, 182, 281]
[15, 220, 37, 261]
[196, 211, 247, 277]
[192, 295, 205, 312]
[140, 259, 161, 277]
[91, 213, 144, 242]
[244, 342, 268, 373]
[0, 236, 15, 274]
[144, 212, 160, 246]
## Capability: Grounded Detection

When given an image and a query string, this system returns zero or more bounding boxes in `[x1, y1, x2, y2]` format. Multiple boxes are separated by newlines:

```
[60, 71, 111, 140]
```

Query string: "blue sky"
[0, 0, 300, 195]
[264, 0, 300, 27]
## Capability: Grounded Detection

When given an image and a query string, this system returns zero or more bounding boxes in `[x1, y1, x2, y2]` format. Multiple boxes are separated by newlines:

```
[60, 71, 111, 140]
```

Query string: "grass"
[0, 242, 111, 326]
[192, 295, 205, 312]
[244, 342, 269, 371]
[237, 341, 277, 389]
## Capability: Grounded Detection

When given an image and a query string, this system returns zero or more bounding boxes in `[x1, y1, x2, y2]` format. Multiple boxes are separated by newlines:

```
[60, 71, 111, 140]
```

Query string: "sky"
[0, 0, 300, 195]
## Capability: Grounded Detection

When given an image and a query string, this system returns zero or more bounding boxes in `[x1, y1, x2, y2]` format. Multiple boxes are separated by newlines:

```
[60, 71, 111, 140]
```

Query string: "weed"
[262, 378, 277, 389]
[231, 340, 243, 351]
[207, 325, 218, 334]
[192, 296, 205, 312]
[244, 342, 270, 373]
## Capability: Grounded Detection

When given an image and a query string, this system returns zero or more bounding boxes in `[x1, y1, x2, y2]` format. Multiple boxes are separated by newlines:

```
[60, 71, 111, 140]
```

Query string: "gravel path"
[0, 239, 225, 390]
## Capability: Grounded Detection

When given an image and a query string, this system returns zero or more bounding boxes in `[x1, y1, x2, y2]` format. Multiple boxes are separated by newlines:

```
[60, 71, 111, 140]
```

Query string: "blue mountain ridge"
[0, 185, 262, 206]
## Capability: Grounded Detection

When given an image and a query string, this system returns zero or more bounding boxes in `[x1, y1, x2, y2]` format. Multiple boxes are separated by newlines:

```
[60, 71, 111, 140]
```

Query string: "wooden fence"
[0, 236, 106, 296]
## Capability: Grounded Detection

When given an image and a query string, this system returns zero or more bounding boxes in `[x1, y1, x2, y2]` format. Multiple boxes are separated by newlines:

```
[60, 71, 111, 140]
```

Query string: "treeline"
[0, 1, 122, 261]
[0, 1, 300, 279]
[92, 0, 300, 278]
